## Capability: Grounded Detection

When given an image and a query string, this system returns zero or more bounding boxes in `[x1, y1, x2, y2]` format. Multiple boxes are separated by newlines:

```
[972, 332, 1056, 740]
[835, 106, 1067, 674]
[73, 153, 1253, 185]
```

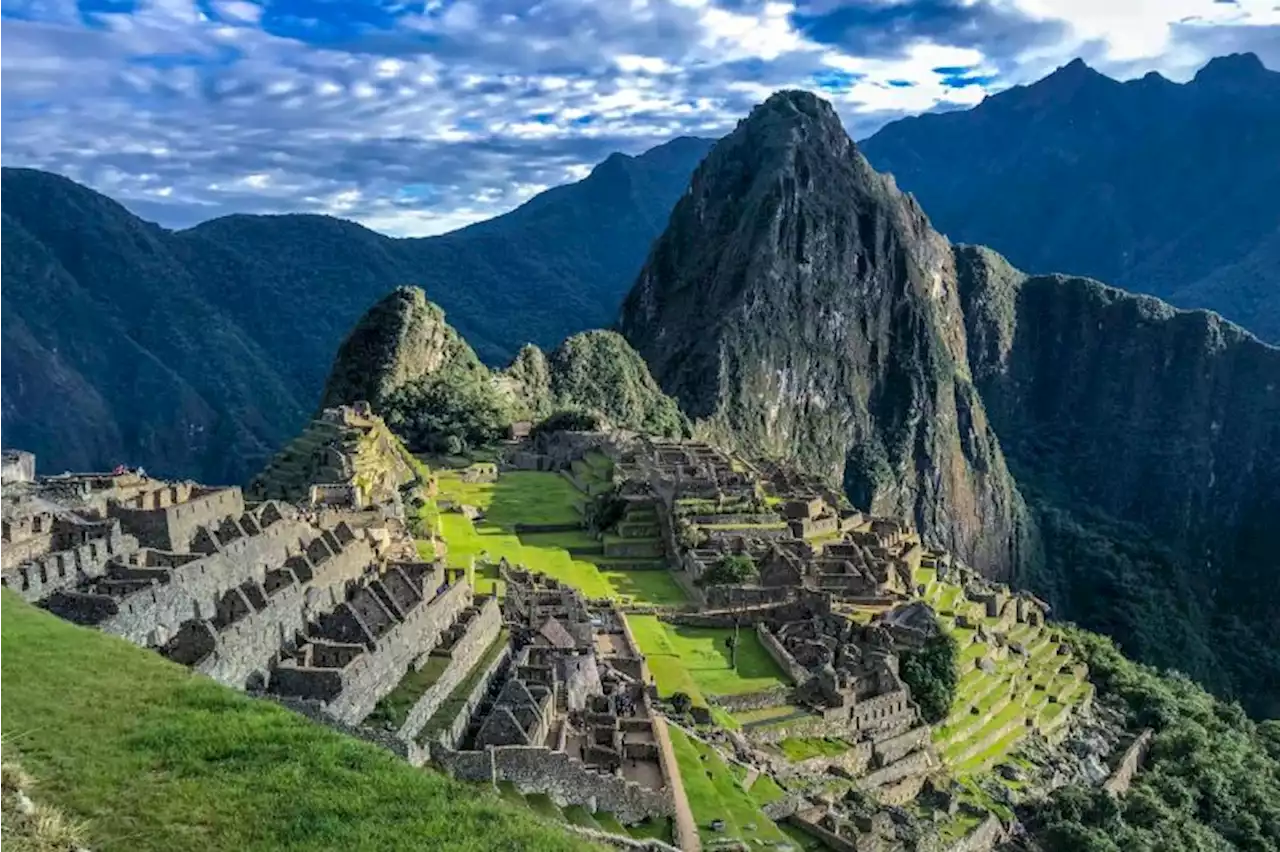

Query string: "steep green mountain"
[318, 286, 485, 412]
[0, 136, 713, 482]
[620, 90, 1032, 580]
[620, 89, 1280, 716]
[859, 53, 1280, 343]
[957, 246, 1280, 717]
[318, 287, 685, 452]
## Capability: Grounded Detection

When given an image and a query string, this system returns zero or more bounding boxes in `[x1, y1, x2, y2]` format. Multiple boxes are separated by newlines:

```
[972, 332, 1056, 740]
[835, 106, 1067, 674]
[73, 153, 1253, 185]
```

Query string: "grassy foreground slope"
[0, 592, 597, 852]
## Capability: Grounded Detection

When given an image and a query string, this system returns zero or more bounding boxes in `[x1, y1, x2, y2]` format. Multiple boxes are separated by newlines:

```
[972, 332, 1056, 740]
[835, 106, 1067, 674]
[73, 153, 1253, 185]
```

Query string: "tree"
[529, 408, 601, 440]
[899, 632, 959, 723]
[697, 553, 757, 586]
[383, 367, 512, 453]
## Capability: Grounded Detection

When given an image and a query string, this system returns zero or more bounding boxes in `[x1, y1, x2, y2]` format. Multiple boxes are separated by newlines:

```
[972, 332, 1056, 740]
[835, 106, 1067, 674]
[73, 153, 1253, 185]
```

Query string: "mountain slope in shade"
[957, 246, 1280, 716]
[0, 136, 713, 483]
[859, 53, 1280, 343]
[620, 90, 1033, 580]
[620, 89, 1280, 715]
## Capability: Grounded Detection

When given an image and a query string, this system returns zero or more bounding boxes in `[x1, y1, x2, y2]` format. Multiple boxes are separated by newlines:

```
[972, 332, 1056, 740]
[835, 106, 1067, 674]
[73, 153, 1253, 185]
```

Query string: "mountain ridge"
[0, 136, 714, 482]
[859, 51, 1280, 343]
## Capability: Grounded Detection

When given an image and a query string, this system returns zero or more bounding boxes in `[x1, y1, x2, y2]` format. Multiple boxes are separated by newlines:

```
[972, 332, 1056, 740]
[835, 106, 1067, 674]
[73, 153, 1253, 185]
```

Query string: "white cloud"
[1, 0, 1273, 236]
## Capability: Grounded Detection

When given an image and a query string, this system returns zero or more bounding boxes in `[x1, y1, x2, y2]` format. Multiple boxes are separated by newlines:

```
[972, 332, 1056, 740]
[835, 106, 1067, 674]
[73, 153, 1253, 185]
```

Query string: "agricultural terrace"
[0, 593, 595, 852]
[913, 566, 1094, 781]
[418, 453, 687, 606]
[667, 725, 795, 847]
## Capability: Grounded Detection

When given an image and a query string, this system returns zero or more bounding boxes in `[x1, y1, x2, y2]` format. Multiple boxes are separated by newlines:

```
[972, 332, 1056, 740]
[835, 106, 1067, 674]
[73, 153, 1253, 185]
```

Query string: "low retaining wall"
[1104, 728, 1154, 796]
[857, 749, 934, 791]
[435, 745, 673, 825]
[709, 685, 794, 713]
[756, 625, 809, 685]
[514, 522, 584, 534]
[946, 813, 1006, 852]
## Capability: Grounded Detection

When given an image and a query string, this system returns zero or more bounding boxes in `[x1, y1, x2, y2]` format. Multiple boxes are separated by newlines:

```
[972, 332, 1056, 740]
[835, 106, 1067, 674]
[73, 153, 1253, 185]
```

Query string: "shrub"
[697, 553, 758, 587]
[899, 631, 958, 723]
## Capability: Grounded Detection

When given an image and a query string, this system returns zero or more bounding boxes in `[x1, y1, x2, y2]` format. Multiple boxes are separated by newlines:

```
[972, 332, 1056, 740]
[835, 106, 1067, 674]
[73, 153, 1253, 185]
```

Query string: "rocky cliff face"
[620, 91, 1031, 578]
[319, 286, 484, 411]
[957, 246, 1280, 714]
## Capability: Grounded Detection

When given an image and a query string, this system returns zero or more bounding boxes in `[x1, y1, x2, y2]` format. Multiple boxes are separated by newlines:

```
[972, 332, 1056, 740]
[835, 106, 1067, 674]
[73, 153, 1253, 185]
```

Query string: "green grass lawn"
[775, 737, 854, 762]
[428, 471, 687, 605]
[0, 594, 595, 852]
[627, 617, 788, 702]
[667, 726, 789, 846]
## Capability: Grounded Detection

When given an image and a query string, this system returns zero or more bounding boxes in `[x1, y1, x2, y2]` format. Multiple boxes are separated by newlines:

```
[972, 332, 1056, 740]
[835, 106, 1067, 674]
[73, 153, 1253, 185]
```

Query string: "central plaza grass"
[0, 593, 597, 852]
[425, 469, 687, 606]
[627, 616, 789, 706]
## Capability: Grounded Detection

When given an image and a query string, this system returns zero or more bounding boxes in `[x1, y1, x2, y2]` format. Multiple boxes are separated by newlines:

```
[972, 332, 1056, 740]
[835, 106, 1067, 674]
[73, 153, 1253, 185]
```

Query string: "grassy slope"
[0, 592, 597, 852]
[667, 726, 789, 846]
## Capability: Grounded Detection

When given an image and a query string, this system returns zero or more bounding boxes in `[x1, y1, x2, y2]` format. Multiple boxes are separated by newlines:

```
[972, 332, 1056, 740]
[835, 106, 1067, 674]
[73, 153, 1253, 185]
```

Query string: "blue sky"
[3, 0, 1277, 236]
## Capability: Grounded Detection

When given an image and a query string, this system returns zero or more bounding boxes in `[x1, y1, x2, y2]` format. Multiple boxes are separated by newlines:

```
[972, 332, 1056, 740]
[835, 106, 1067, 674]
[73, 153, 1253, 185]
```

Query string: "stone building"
[1, 450, 36, 485]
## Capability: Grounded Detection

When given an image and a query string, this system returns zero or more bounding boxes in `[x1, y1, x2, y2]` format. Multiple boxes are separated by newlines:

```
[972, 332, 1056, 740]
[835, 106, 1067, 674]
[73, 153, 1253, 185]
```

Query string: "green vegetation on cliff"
[321, 293, 687, 451]
[0, 592, 596, 852]
[1025, 628, 1280, 852]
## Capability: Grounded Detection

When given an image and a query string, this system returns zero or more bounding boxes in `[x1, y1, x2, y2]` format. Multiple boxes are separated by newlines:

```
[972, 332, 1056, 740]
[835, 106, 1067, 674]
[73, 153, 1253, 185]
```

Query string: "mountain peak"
[1193, 52, 1270, 85]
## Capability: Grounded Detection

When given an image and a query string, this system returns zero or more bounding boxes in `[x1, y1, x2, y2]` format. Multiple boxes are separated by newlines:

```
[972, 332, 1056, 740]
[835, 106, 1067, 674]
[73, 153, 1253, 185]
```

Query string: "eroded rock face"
[620, 90, 1031, 578]
[319, 286, 483, 411]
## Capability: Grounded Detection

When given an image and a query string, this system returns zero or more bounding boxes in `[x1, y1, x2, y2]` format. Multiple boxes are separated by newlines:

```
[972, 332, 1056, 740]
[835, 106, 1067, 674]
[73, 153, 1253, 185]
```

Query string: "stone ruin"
[0, 452, 478, 736]
[429, 567, 679, 827]
[249, 404, 416, 522]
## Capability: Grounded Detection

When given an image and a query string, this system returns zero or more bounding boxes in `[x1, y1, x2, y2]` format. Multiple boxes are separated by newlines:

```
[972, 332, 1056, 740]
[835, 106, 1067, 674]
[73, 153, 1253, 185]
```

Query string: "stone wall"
[704, 585, 795, 609]
[856, 749, 934, 791]
[433, 744, 674, 825]
[1, 450, 36, 484]
[3, 524, 138, 603]
[327, 579, 473, 725]
[494, 747, 674, 824]
[743, 712, 851, 746]
[1103, 728, 1154, 797]
[0, 529, 56, 571]
[431, 640, 513, 750]
[872, 724, 931, 767]
[710, 685, 794, 713]
[92, 516, 316, 645]
[111, 487, 246, 552]
[946, 814, 1005, 852]
[756, 625, 809, 685]
[702, 526, 793, 544]
[783, 812, 859, 852]
[192, 542, 374, 689]
[396, 596, 503, 740]
[786, 742, 873, 779]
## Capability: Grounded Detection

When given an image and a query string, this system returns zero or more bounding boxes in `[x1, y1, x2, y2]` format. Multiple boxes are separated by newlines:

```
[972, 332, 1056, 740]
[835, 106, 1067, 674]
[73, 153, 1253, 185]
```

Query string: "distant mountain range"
[859, 52, 1280, 343]
[0, 137, 713, 483]
[3, 52, 1277, 487]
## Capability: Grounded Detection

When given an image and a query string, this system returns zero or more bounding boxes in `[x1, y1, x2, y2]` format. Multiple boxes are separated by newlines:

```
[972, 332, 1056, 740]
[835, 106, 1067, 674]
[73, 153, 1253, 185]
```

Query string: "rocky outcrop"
[319, 287, 485, 411]
[620, 90, 1031, 579]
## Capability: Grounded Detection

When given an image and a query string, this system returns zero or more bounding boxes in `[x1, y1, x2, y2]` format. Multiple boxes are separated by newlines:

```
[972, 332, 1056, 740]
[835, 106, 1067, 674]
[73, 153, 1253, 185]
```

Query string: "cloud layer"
[3, 0, 1277, 235]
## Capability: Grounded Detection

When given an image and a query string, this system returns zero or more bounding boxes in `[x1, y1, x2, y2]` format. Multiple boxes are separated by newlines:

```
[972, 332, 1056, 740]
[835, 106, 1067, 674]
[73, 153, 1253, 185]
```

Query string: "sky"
[3, 0, 1278, 236]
